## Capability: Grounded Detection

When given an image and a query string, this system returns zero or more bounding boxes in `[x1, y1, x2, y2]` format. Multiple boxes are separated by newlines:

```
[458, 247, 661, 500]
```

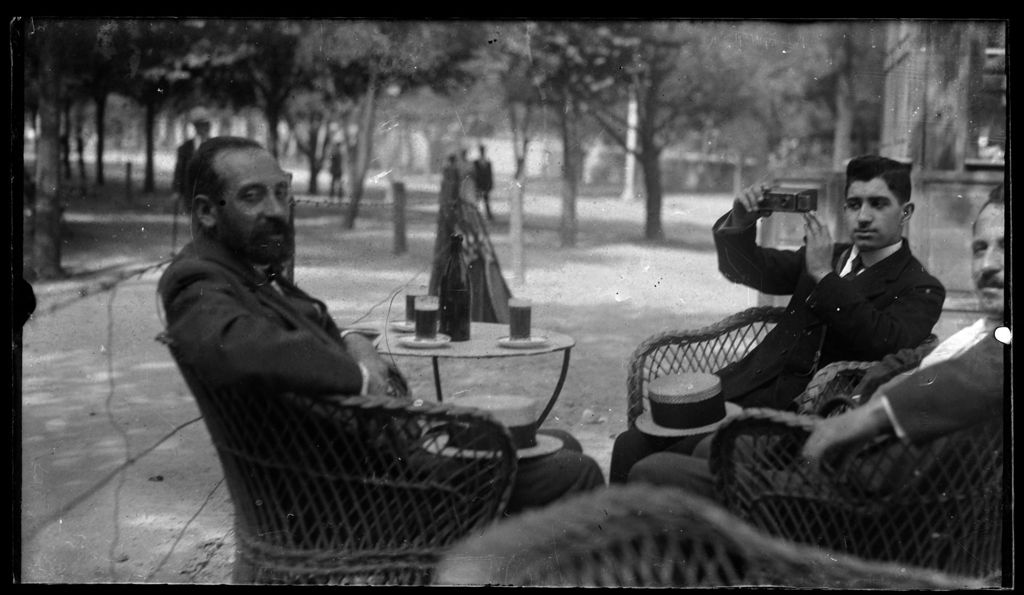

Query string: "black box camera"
[758, 188, 818, 213]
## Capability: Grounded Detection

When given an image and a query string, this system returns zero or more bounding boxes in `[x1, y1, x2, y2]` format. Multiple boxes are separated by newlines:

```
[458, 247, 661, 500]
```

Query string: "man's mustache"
[977, 272, 1004, 289]
[253, 219, 292, 238]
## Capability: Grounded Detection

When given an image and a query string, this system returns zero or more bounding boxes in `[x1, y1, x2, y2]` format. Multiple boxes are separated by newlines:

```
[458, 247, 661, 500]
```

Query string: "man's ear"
[193, 194, 218, 231]
[901, 202, 915, 224]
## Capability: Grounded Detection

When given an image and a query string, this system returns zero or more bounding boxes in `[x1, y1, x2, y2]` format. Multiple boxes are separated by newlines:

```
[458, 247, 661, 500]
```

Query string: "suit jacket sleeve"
[712, 212, 805, 295]
[883, 333, 1004, 445]
[852, 342, 937, 399]
[161, 261, 365, 396]
[803, 264, 945, 361]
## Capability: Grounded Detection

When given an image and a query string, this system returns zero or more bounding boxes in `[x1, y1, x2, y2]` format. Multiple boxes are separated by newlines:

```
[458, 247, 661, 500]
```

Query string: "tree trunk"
[558, 96, 578, 248]
[400, 121, 415, 171]
[305, 119, 325, 195]
[265, 103, 282, 158]
[511, 169, 527, 285]
[831, 32, 854, 172]
[32, 28, 65, 280]
[143, 96, 157, 193]
[425, 121, 445, 173]
[60, 99, 72, 179]
[245, 111, 258, 140]
[306, 136, 320, 195]
[93, 91, 107, 186]
[621, 91, 639, 201]
[74, 109, 86, 182]
[343, 70, 379, 230]
[507, 99, 533, 284]
[639, 141, 664, 241]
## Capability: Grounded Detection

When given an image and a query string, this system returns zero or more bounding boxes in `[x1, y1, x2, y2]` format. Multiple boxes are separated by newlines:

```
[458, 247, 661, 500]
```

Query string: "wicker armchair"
[160, 334, 517, 585]
[626, 306, 785, 426]
[710, 408, 1004, 581]
[433, 485, 983, 588]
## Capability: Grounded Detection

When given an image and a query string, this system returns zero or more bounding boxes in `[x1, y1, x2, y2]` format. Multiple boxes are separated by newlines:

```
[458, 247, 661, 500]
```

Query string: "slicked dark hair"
[187, 136, 265, 206]
[845, 155, 913, 204]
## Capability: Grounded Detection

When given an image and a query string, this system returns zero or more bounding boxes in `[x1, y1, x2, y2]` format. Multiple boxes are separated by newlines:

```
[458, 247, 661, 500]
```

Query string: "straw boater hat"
[635, 373, 741, 437]
[428, 394, 562, 459]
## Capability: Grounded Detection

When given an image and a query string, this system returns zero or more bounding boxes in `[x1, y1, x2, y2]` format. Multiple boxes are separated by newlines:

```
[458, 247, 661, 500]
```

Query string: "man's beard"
[219, 218, 294, 267]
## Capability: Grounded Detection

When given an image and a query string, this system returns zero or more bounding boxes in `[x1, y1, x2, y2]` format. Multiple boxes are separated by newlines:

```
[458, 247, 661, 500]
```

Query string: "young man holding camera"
[711, 154, 945, 411]
[609, 155, 945, 483]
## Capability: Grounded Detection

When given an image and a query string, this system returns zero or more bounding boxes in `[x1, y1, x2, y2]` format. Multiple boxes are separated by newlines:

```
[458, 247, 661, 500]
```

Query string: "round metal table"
[375, 321, 575, 426]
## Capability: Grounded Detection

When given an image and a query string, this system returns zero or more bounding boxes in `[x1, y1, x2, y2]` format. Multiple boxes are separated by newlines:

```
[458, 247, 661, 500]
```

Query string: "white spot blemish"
[995, 326, 1012, 345]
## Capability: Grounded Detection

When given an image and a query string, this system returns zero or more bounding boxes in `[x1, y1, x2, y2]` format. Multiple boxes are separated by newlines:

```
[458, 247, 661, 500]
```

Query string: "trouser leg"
[505, 429, 606, 515]
[627, 452, 717, 500]
[609, 427, 707, 484]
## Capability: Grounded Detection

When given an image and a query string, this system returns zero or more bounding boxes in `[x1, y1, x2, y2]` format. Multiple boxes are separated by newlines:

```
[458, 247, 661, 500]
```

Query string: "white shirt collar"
[918, 318, 992, 370]
[840, 240, 903, 276]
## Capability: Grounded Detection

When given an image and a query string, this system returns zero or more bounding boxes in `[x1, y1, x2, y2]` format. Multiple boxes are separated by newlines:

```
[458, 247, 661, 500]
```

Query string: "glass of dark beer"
[508, 298, 532, 340]
[414, 295, 440, 340]
[405, 285, 428, 324]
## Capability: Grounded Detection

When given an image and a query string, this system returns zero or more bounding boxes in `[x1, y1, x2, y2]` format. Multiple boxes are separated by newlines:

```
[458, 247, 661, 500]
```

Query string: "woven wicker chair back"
[434, 485, 983, 588]
[627, 307, 785, 426]
[165, 341, 516, 585]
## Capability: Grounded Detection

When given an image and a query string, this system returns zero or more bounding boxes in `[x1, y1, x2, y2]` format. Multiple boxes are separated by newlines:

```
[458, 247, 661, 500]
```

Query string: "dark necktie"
[269, 268, 331, 323]
[846, 254, 864, 277]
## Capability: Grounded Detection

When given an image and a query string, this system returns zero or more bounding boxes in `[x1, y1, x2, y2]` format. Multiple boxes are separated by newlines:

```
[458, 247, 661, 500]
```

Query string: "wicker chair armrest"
[434, 484, 984, 588]
[795, 335, 938, 415]
[626, 306, 785, 426]
[793, 360, 875, 415]
[709, 408, 816, 476]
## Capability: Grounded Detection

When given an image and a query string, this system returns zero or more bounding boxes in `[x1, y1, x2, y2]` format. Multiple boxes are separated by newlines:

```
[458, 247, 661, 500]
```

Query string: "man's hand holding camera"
[803, 212, 834, 282]
[733, 182, 831, 282]
[731, 184, 771, 228]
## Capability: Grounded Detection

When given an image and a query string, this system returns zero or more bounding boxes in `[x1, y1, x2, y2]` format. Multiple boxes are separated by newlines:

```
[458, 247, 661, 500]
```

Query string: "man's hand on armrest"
[342, 333, 392, 396]
[801, 397, 894, 472]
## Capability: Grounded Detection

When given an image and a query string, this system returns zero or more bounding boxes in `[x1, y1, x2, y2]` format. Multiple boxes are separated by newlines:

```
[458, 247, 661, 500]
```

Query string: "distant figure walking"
[328, 142, 344, 199]
[170, 107, 213, 254]
[429, 153, 511, 323]
[474, 144, 495, 221]
[172, 107, 213, 213]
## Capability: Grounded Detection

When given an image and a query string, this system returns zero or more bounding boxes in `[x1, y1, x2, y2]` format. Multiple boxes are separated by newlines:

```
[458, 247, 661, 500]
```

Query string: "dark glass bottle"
[439, 234, 472, 341]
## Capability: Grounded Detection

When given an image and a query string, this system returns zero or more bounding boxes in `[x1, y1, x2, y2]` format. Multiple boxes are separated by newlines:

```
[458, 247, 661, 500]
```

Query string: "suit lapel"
[849, 239, 912, 297]
[254, 283, 341, 348]
[189, 236, 342, 347]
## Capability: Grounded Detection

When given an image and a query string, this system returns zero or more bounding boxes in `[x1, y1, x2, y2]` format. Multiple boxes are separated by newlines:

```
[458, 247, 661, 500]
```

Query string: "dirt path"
[20, 182, 750, 583]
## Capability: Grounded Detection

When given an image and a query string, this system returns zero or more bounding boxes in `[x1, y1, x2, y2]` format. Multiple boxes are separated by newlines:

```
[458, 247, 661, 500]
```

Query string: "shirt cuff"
[339, 329, 360, 341]
[877, 394, 908, 441]
[357, 362, 370, 396]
